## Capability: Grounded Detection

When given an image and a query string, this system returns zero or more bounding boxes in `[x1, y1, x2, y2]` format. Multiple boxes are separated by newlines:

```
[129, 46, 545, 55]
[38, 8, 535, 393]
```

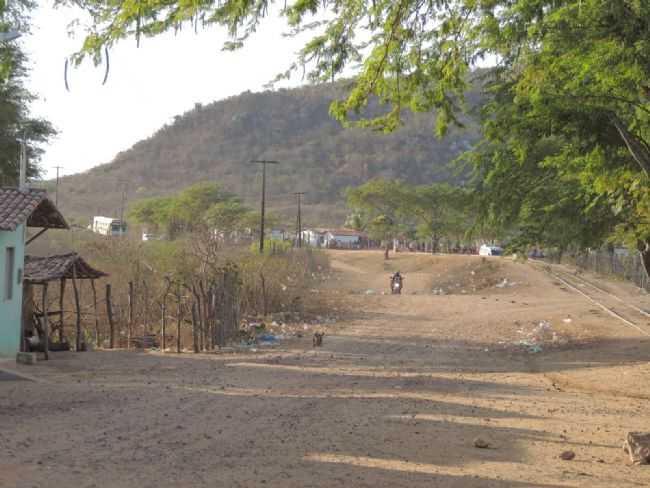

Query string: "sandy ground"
[1, 251, 650, 488]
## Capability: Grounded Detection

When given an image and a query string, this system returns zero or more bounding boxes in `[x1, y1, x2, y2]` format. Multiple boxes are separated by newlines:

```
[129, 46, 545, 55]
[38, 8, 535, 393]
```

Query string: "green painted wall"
[0, 225, 24, 357]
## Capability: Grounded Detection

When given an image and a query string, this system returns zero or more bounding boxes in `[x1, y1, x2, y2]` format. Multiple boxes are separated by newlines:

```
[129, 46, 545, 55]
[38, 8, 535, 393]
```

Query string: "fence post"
[106, 284, 115, 348]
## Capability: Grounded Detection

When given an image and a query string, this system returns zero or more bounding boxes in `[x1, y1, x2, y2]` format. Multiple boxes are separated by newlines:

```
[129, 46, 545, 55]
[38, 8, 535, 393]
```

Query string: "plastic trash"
[257, 334, 278, 344]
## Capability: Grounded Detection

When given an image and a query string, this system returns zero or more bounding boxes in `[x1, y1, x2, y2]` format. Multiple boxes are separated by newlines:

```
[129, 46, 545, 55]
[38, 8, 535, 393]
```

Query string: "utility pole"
[250, 160, 279, 253]
[293, 192, 305, 248]
[18, 136, 26, 189]
[53, 166, 63, 206]
[119, 182, 128, 237]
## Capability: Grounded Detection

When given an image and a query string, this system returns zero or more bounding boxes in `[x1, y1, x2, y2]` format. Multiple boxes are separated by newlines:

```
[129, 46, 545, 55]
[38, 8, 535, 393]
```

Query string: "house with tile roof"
[0, 187, 67, 357]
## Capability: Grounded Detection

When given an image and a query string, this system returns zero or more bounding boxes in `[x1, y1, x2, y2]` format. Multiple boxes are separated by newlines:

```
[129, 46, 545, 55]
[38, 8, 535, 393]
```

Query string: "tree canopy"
[128, 182, 256, 239]
[346, 178, 471, 256]
[61, 0, 650, 271]
[0, 0, 55, 184]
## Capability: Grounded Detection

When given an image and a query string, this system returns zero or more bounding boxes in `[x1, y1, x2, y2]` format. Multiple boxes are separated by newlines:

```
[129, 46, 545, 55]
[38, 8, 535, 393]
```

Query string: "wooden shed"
[23, 253, 108, 356]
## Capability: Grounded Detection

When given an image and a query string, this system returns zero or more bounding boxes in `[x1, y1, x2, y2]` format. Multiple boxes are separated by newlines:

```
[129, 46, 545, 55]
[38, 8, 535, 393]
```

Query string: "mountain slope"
[52, 83, 480, 227]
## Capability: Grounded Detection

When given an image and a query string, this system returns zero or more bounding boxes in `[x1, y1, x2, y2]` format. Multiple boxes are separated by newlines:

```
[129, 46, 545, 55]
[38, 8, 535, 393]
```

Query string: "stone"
[623, 432, 650, 465]
[473, 437, 489, 449]
[16, 352, 37, 365]
[559, 450, 575, 461]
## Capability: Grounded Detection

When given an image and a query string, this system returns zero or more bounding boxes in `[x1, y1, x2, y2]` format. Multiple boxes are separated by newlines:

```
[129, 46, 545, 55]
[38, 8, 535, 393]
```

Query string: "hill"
[49, 82, 480, 227]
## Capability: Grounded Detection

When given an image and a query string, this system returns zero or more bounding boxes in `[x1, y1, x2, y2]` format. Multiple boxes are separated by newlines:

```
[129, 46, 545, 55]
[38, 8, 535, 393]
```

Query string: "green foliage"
[204, 199, 251, 233]
[346, 178, 470, 247]
[59, 0, 484, 134]
[402, 183, 473, 248]
[0, 1, 55, 184]
[346, 178, 408, 242]
[60, 0, 650, 263]
[128, 182, 250, 238]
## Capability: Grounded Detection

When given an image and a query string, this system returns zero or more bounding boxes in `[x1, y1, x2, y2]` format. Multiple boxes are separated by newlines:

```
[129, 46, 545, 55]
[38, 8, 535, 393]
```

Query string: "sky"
[23, 3, 312, 180]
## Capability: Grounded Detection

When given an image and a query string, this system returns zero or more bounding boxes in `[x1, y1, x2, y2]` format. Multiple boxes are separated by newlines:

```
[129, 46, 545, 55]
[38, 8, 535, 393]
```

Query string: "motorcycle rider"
[390, 271, 403, 294]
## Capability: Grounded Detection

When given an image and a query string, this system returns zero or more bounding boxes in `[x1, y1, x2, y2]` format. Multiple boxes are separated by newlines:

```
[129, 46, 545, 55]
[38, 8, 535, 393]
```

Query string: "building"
[323, 229, 367, 249]
[269, 229, 287, 241]
[301, 229, 325, 247]
[0, 188, 67, 357]
[92, 216, 127, 236]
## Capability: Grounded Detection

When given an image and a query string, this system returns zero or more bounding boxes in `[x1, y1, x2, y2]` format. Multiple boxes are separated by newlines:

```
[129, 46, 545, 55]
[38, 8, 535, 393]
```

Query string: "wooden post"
[90, 279, 99, 347]
[42, 282, 49, 360]
[71, 264, 82, 351]
[191, 301, 199, 353]
[106, 284, 115, 349]
[142, 279, 149, 336]
[127, 281, 134, 349]
[161, 277, 172, 352]
[176, 284, 182, 353]
[58, 278, 65, 343]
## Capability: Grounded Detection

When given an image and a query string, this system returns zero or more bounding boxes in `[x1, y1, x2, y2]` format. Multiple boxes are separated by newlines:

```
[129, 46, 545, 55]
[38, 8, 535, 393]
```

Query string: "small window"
[5, 247, 15, 301]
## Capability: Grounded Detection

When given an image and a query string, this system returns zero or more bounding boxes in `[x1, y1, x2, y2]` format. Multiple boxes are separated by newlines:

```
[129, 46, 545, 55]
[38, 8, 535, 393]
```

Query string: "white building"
[92, 216, 127, 236]
[301, 229, 325, 247]
[323, 229, 366, 249]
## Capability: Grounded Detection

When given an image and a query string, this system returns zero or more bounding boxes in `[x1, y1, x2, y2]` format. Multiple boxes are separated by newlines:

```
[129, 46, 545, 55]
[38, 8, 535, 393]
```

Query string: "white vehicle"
[92, 216, 127, 236]
[479, 244, 503, 256]
[142, 232, 157, 241]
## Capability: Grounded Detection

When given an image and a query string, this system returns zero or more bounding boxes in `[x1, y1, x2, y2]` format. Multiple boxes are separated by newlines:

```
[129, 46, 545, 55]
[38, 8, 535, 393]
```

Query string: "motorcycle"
[391, 276, 403, 295]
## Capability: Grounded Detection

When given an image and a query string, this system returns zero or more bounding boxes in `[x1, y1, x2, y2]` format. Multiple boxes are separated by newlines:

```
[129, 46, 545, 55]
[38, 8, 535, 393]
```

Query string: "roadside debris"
[514, 320, 569, 353]
[496, 277, 518, 288]
[559, 450, 576, 461]
[313, 332, 325, 347]
[473, 437, 490, 449]
[623, 432, 650, 465]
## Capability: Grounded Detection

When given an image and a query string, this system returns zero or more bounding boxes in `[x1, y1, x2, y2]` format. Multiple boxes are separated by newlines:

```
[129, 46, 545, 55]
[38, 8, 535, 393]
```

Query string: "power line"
[250, 160, 279, 253]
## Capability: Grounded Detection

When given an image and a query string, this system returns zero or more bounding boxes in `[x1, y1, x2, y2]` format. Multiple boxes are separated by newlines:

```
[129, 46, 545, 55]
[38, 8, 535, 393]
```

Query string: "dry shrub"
[239, 248, 329, 318]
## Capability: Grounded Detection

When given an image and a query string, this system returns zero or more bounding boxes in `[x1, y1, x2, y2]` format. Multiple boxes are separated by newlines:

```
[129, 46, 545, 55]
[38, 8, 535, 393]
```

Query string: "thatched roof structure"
[24, 253, 108, 284]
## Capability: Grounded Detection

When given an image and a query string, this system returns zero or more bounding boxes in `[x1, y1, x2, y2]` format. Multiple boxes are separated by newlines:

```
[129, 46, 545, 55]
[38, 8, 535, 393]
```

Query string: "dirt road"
[2, 251, 650, 487]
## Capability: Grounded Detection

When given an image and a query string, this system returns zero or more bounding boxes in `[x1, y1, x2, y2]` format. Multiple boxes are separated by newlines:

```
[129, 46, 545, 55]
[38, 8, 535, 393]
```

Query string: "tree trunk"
[638, 239, 650, 279]
[106, 284, 115, 348]
[72, 264, 82, 351]
[191, 301, 199, 353]
[90, 279, 99, 346]
[176, 284, 182, 353]
[384, 243, 390, 260]
[127, 281, 134, 349]
[142, 279, 149, 335]
[58, 279, 65, 343]
[161, 300, 167, 352]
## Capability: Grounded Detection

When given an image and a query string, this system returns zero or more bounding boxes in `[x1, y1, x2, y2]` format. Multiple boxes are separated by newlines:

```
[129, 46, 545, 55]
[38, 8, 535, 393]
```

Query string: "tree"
[346, 178, 408, 259]
[62, 1, 650, 273]
[128, 182, 238, 238]
[203, 199, 252, 234]
[0, 1, 55, 184]
[403, 183, 470, 253]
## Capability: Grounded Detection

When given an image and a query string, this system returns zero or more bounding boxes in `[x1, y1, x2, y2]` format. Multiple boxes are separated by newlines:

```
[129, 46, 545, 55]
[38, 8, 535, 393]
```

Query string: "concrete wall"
[0, 225, 24, 357]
